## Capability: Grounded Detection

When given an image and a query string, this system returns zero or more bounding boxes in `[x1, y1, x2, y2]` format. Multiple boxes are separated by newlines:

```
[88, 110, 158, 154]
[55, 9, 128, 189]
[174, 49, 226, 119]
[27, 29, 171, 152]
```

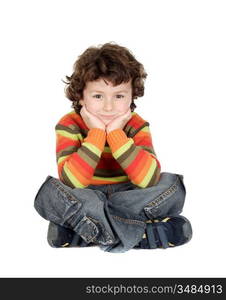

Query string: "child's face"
[79, 78, 132, 125]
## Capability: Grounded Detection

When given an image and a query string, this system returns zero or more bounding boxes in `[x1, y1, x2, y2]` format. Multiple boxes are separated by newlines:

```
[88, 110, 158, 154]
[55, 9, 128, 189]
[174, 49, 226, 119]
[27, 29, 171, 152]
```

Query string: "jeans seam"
[74, 215, 99, 243]
[107, 184, 113, 197]
[112, 215, 146, 227]
[89, 216, 115, 244]
[144, 175, 180, 210]
[49, 178, 80, 204]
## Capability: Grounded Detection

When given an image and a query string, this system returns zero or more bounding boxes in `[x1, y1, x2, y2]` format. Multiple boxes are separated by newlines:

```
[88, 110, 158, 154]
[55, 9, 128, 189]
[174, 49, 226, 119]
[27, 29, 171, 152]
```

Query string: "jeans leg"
[46, 221, 98, 248]
[100, 172, 186, 253]
[99, 200, 146, 253]
[34, 175, 116, 246]
[107, 172, 186, 220]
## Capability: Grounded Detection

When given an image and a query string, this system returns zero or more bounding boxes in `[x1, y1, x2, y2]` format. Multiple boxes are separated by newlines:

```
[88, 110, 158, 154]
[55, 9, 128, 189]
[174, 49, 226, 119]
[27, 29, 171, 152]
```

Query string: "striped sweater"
[55, 110, 161, 189]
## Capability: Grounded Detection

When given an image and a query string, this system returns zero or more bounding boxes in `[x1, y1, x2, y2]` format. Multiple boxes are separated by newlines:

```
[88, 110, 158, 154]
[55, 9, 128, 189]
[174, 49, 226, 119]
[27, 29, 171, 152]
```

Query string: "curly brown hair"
[62, 42, 147, 114]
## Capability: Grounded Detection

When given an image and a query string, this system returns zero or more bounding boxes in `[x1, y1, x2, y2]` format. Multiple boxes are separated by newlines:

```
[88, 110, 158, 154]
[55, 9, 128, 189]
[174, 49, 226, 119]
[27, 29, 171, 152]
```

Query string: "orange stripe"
[57, 155, 91, 185]
[57, 162, 65, 179]
[125, 151, 146, 176]
[72, 153, 93, 173]
[66, 160, 91, 186]
[134, 131, 148, 138]
[134, 133, 151, 143]
[68, 155, 93, 179]
[56, 140, 80, 153]
[134, 134, 153, 147]
[133, 155, 153, 183]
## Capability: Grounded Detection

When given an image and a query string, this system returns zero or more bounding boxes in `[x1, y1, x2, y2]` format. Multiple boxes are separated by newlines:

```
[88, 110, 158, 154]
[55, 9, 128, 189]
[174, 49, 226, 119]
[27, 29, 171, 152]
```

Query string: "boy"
[34, 42, 192, 253]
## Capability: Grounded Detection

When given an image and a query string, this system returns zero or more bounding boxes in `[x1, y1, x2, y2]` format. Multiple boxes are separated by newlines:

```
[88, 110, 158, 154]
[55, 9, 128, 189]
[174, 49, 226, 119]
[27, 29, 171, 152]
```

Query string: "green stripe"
[92, 175, 129, 182]
[139, 159, 157, 188]
[55, 124, 81, 134]
[56, 129, 83, 141]
[104, 146, 111, 153]
[58, 154, 70, 164]
[57, 145, 79, 161]
[113, 139, 134, 159]
[140, 126, 149, 132]
[83, 142, 101, 157]
[64, 163, 86, 188]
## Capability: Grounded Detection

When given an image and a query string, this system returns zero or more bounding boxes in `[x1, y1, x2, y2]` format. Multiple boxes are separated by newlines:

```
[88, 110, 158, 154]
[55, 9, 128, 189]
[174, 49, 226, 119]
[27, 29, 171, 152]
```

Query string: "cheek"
[116, 101, 131, 113]
[85, 101, 99, 114]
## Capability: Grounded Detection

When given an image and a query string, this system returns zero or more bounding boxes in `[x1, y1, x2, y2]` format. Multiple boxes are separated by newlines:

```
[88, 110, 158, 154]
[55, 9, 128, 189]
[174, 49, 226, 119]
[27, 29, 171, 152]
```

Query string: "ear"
[79, 100, 84, 106]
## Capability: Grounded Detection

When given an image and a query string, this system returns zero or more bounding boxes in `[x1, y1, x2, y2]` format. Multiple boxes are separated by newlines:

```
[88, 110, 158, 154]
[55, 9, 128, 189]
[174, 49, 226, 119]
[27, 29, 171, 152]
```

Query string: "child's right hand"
[80, 105, 106, 131]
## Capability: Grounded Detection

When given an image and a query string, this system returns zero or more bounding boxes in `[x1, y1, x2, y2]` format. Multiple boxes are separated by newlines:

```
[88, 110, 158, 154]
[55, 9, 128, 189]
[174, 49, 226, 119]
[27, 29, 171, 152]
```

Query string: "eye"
[115, 95, 125, 99]
[93, 94, 102, 99]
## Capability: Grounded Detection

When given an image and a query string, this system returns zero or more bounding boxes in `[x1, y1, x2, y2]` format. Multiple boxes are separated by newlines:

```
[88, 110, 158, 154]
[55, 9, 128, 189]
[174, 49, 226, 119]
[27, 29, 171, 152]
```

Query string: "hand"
[80, 105, 106, 131]
[106, 108, 132, 134]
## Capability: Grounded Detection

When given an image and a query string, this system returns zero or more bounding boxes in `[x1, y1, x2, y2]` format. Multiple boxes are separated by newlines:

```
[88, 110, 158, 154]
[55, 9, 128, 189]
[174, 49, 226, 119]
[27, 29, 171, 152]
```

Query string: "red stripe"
[125, 150, 145, 174]
[70, 152, 93, 174]
[59, 114, 88, 130]
[97, 158, 121, 169]
[135, 136, 153, 147]
[56, 140, 80, 153]
[128, 115, 144, 129]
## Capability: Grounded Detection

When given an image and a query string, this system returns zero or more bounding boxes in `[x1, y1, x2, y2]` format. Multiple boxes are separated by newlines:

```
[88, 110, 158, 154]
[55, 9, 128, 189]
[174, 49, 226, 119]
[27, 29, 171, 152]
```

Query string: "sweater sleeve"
[106, 125, 161, 188]
[55, 124, 106, 188]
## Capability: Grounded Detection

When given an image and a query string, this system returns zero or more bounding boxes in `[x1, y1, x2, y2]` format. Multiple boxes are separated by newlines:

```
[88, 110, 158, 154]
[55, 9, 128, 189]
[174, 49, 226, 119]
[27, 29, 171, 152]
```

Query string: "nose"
[103, 99, 114, 111]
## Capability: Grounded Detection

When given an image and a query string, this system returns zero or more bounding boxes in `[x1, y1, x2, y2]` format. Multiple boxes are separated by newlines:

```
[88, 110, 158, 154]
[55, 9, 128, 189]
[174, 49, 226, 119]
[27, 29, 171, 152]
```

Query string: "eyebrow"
[91, 90, 129, 93]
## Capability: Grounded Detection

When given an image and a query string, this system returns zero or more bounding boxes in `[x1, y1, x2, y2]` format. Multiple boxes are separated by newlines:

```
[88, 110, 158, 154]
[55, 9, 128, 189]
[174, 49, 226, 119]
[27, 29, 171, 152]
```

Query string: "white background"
[0, 0, 225, 277]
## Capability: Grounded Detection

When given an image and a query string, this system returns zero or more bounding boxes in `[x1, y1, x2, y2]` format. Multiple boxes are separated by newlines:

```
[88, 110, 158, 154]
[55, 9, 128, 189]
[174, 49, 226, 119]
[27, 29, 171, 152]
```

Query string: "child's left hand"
[106, 108, 132, 134]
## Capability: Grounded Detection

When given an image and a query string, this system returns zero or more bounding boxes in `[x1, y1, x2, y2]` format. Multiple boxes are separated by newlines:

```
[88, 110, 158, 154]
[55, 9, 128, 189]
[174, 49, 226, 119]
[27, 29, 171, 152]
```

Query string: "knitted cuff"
[84, 128, 106, 151]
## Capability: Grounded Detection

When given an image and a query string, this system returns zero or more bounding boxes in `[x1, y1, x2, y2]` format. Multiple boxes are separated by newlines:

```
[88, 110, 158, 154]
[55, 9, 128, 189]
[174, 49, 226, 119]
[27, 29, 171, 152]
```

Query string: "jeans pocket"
[90, 217, 115, 246]
[144, 174, 186, 218]
[34, 176, 82, 225]
[74, 215, 115, 246]
[74, 215, 99, 244]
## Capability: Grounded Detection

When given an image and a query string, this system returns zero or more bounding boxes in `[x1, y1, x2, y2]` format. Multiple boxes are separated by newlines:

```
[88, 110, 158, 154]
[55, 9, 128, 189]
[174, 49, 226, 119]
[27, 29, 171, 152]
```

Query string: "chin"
[102, 119, 111, 125]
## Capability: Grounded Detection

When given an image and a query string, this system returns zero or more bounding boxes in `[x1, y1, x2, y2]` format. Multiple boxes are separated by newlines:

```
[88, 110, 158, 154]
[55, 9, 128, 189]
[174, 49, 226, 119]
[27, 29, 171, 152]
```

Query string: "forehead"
[85, 78, 132, 92]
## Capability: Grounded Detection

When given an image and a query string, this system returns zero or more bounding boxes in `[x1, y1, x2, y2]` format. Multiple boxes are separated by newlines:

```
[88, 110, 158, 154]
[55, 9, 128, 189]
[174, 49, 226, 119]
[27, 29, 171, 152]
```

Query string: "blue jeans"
[34, 172, 186, 253]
